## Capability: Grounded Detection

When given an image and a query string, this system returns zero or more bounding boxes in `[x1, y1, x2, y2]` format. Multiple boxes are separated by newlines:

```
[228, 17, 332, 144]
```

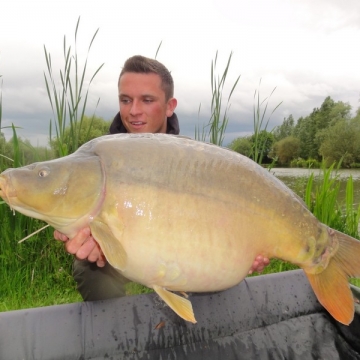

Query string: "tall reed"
[344, 176, 360, 239]
[304, 163, 342, 229]
[44, 16, 103, 156]
[251, 79, 282, 164]
[195, 51, 240, 146]
[0, 75, 11, 172]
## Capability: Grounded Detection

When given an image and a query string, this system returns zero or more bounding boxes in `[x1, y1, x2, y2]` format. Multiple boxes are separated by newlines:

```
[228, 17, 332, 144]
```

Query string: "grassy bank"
[0, 206, 82, 311]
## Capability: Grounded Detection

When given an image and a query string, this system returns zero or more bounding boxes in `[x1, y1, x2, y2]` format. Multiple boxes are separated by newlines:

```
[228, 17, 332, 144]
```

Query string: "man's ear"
[166, 98, 178, 117]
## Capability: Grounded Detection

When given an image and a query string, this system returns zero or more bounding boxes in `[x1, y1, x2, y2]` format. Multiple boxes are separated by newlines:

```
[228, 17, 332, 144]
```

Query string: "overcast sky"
[1, 0, 360, 146]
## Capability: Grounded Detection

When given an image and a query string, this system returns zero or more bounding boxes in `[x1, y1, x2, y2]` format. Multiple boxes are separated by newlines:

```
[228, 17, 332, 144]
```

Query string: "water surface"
[272, 168, 360, 207]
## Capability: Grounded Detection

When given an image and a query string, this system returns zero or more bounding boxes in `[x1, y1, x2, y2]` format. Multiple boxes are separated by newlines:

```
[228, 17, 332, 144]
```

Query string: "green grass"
[0, 206, 82, 311]
[125, 282, 154, 296]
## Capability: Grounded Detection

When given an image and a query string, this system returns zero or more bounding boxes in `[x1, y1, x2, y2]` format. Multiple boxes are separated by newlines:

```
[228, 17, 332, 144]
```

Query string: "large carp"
[1, 133, 360, 325]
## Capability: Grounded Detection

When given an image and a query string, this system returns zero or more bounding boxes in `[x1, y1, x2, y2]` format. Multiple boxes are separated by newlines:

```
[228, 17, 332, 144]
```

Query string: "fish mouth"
[0, 175, 6, 200]
[0, 174, 16, 206]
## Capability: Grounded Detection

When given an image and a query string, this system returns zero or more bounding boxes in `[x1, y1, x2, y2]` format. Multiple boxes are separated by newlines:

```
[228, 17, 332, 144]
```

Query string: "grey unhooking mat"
[0, 270, 359, 360]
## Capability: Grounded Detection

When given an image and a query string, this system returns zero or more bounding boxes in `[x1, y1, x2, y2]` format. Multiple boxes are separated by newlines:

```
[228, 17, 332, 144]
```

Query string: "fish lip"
[0, 174, 16, 205]
[0, 175, 6, 199]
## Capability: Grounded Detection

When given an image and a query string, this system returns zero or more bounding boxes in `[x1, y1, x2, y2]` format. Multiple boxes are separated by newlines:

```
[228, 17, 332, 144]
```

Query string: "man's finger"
[65, 228, 91, 254]
[54, 230, 69, 242]
[85, 239, 103, 263]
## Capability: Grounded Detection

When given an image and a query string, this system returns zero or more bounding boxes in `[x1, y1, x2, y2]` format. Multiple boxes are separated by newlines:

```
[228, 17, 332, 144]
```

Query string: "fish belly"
[106, 185, 259, 292]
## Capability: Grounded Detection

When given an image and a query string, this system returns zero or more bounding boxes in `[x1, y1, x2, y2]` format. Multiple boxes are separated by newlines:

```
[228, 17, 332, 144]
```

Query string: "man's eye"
[143, 98, 153, 103]
[120, 99, 131, 104]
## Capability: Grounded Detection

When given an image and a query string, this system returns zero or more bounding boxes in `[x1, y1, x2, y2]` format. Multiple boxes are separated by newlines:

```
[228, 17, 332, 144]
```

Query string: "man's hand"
[248, 255, 270, 275]
[54, 228, 106, 267]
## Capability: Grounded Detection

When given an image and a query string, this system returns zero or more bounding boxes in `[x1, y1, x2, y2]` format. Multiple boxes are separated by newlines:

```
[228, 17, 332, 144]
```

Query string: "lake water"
[271, 168, 360, 207]
[272, 168, 360, 180]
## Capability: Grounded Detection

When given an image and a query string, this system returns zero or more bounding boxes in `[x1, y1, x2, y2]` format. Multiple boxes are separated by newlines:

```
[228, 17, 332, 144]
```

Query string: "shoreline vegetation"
[1, 19, 360, 312]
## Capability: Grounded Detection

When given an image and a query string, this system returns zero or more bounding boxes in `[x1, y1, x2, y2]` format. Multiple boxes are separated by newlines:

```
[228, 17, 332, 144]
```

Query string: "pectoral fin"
[90, 219, 127, 271]
[153, 285, 196, 323]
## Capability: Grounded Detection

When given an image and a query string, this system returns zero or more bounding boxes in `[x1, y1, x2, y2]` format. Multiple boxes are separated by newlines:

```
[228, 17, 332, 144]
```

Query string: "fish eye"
[38, 168, 50, 178]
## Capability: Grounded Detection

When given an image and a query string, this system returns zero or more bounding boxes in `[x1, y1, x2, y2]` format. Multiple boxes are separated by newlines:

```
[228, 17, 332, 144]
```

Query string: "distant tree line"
[2, 96, 360, 169]
[229, 96, 360, 168]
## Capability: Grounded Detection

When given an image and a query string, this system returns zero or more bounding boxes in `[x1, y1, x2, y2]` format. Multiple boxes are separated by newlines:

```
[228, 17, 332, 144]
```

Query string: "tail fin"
[305, 230, 360, 325]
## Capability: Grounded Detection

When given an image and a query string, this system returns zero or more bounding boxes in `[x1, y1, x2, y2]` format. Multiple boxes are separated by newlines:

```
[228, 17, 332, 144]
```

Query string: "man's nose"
[130, 99, 142, 115]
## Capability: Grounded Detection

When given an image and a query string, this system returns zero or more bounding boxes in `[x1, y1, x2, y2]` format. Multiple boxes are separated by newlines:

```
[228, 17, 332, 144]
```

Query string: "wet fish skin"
[0, 133, 360, 325]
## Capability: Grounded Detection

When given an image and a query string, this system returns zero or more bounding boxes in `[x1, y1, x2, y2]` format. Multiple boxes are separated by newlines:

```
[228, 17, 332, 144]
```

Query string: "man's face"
[118, 72, 177, 133]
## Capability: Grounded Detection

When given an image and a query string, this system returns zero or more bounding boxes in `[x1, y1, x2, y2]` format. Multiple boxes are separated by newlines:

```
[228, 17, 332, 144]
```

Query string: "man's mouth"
[129, 121, 147, 130]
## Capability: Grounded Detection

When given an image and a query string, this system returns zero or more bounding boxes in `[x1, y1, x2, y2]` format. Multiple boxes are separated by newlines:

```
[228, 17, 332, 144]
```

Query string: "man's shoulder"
[167, 113, 180, 135]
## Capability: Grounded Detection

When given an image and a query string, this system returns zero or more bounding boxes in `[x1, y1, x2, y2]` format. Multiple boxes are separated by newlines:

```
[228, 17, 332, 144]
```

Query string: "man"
[55, 55, 269, 301]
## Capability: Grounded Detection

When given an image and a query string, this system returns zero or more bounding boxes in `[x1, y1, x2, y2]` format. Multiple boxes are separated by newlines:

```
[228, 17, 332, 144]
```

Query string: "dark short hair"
[119, 55, 174, 100]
